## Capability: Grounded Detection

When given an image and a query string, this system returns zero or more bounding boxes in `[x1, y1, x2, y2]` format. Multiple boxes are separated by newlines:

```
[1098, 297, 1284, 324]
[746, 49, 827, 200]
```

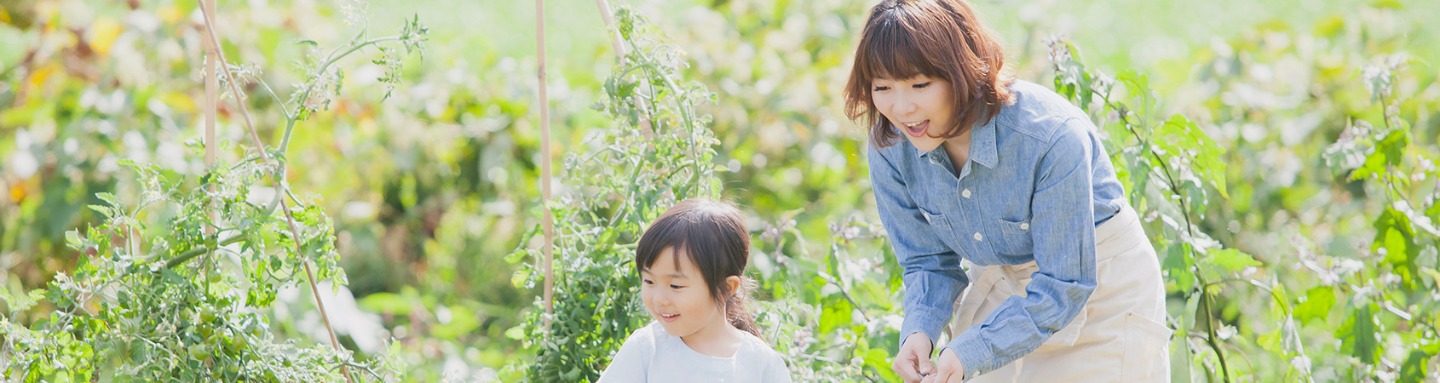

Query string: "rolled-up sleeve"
[948, 118, 1099, 376]
[867, 143, 969, 350]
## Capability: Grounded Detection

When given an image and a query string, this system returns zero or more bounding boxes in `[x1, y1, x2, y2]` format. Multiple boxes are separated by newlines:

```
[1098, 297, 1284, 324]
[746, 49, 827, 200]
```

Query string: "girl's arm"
[867, 143, 970, 350]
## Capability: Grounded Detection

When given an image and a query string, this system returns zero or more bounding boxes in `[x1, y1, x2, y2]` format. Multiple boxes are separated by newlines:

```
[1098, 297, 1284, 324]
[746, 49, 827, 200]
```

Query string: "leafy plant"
[506, 7, 722, 381]
[0, 2, 427, 381]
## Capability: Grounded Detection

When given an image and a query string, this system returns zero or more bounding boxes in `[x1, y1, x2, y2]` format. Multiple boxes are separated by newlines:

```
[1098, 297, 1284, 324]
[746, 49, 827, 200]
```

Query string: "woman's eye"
[913, 82, 931, 89]
[872, 85, 890, 92]
[670, 285, 685, 289]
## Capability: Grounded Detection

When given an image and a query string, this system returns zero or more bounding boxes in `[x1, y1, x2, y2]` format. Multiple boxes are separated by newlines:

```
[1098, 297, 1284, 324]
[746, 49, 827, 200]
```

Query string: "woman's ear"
[725, 275, 742, 296]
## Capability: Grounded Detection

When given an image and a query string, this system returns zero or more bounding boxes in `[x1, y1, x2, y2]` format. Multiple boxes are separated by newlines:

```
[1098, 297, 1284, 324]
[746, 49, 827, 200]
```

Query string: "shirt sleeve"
[763, 350, 792, 383]
[947, 118, 1100, 377]
[867, 143, 970, 351]
[597, 326, 655, 383]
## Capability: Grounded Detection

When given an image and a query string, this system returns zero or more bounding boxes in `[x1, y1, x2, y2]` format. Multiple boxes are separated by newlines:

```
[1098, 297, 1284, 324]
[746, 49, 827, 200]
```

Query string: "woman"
[842, 0, 1171, 382]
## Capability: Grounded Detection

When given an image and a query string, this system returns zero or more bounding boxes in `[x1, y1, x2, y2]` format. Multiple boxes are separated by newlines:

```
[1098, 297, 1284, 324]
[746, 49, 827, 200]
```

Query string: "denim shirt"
[868, 80, 1126, 376]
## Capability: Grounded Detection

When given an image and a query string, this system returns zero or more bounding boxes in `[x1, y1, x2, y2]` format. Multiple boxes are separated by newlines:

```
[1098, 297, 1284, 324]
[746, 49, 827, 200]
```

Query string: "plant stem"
[164, 234, 247, 269]
[192, 3, 354, 382]
[1103, 91, 1232, 382]
[279, 36, 401, 154]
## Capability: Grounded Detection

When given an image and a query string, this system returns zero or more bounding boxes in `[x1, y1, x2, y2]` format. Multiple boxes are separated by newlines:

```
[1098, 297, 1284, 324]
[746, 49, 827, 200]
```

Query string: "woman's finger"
[893, 352, 922, 382]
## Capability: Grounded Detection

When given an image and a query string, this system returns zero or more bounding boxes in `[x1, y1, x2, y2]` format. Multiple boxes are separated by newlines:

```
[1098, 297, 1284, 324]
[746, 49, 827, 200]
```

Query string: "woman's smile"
[902, 120, 930, 137]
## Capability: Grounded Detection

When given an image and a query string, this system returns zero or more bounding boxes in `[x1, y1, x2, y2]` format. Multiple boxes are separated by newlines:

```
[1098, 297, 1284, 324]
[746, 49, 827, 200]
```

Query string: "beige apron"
[949, 206, 1171, 382]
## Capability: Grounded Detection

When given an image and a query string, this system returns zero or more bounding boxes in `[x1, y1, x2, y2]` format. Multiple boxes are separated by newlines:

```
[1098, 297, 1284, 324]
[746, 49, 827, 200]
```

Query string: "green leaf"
[1349, 150, 1384, 181]
[357, 292, 414, 315]
[1116, 69, 1149, 94]
[505, 325, 526, 340]
[1377, 128, 1409, 166]
[431, 305, 481, 340]
[1163, 244, 1195, 293]
[511, 267, 532, 288]
[1338, 304, 1378, 364]
[1154, 115, 1229, 199]
[1293, 286, 1335, 324]
[1206, 249, 1261, 273]
[1381, 227, 1408, 263]
[1399, 349, 1430, 383]
[1371, 0, 1404, 10]
[1352, 128, 1409, 183]
[87, 204, 113, 218]
[65, 230, 84, 250]
[1373, 209, 1423, 289]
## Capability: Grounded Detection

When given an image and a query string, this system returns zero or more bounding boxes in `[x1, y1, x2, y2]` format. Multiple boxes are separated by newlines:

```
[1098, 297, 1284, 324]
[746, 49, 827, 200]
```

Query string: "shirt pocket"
[991, 218, 1034, 256]
[917, 205, 952, 231]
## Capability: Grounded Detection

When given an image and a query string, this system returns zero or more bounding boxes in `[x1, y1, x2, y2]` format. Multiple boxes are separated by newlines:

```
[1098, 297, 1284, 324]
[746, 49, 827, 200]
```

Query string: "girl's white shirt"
[597, 321, 792, 383]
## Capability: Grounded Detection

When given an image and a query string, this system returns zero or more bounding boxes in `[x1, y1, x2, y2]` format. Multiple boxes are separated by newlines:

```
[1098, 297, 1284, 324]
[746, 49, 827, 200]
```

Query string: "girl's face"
[640, 246, 729, 341]
[871, 75, 955, 152]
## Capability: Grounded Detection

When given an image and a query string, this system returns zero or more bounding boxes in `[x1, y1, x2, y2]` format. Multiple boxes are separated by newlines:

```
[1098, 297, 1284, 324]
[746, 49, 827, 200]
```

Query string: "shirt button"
[1019, 223, 1030, 231]
[973, 232, 983, 241]
[961, 189, 972, 198]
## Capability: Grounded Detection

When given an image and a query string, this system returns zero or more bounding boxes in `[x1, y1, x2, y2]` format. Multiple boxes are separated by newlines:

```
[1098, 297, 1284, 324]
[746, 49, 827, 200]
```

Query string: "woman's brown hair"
[635, 198, 761, 338]
[843, 0, 1015, 147]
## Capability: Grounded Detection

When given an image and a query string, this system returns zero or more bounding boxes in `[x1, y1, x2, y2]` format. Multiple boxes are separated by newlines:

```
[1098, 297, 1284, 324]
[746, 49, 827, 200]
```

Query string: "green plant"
[1047, 16, 1439, 379]
[1049, 36, 1253, 380]
[0, 2, 427, 381]
[507, 7, 722, 381]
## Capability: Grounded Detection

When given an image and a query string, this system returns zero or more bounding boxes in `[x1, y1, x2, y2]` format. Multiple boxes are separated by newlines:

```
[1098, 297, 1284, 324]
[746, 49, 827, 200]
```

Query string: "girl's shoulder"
[619, 321, 669, 352]
[738, 333, 787, 364]
[738, 334, 792, 381]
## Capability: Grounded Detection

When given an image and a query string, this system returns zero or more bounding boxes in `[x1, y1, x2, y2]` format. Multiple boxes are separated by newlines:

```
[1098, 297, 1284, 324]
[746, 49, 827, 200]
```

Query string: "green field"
[3, 0, 1438, 381]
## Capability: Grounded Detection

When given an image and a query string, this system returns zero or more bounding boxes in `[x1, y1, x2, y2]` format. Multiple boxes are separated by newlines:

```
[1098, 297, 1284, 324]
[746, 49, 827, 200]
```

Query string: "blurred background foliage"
[2, 0, 1438, 381]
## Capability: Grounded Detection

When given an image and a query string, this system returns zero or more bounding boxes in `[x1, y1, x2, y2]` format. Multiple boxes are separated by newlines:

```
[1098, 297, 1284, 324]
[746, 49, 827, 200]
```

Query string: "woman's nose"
[893, 95, 918, 115]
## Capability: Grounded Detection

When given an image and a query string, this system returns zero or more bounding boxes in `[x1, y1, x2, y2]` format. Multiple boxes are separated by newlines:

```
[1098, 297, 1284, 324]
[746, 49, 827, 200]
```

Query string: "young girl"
[597, 198, 791, 383]
[843, 1, 1171, 382]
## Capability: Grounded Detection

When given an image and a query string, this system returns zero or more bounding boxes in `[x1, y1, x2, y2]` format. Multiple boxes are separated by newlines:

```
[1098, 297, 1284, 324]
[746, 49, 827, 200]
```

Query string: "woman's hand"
[920, 347, 965, 383]
[894, 332, 935, 382]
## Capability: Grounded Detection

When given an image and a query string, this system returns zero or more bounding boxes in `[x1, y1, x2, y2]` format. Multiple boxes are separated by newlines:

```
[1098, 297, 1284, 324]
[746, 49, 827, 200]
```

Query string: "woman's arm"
[945, 118, 1101, 377]
[867, 143, 970, 349]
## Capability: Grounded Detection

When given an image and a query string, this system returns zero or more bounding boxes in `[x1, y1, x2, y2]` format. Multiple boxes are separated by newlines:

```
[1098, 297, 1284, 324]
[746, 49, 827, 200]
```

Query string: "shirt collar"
[914, 116, 999, 169]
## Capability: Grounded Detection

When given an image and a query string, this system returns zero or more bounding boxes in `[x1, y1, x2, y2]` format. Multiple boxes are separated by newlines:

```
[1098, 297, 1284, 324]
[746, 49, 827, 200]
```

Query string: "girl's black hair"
[635, 198, 760, 338]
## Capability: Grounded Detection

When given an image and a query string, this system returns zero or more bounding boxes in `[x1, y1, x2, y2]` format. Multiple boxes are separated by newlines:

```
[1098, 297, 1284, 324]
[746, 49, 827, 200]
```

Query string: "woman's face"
[871, 75, 955, 152]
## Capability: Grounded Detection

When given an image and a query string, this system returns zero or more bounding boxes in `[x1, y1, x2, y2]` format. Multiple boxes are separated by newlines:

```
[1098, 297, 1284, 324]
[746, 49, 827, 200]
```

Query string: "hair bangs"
[859, 15, 944, 82]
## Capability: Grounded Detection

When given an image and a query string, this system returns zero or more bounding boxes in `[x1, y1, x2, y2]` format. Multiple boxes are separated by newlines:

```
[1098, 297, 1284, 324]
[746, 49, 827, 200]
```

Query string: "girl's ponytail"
[726, 276, 761, 339]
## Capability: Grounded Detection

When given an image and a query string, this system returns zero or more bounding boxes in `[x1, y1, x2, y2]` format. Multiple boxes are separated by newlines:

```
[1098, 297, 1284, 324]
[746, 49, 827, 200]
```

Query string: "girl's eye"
[872, 85, 890, 92]
[670, 285, 685, 289]
[642, 279, 654, 285]
[913, 82, 931, 89]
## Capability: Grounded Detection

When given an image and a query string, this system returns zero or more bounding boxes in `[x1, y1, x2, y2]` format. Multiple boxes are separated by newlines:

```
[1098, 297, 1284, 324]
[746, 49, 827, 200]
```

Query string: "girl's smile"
[640, 246, 732, 346]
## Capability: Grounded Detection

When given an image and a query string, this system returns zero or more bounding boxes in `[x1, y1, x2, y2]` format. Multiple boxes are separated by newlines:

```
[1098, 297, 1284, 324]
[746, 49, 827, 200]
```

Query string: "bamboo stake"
[594, 0, 626, 62]
[536, 0, 556, 330]
[203, 0, 217, 254]
[204, 0, 216, 172]
[592, 1, 651, 140]
[192, 4, 354, 382]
